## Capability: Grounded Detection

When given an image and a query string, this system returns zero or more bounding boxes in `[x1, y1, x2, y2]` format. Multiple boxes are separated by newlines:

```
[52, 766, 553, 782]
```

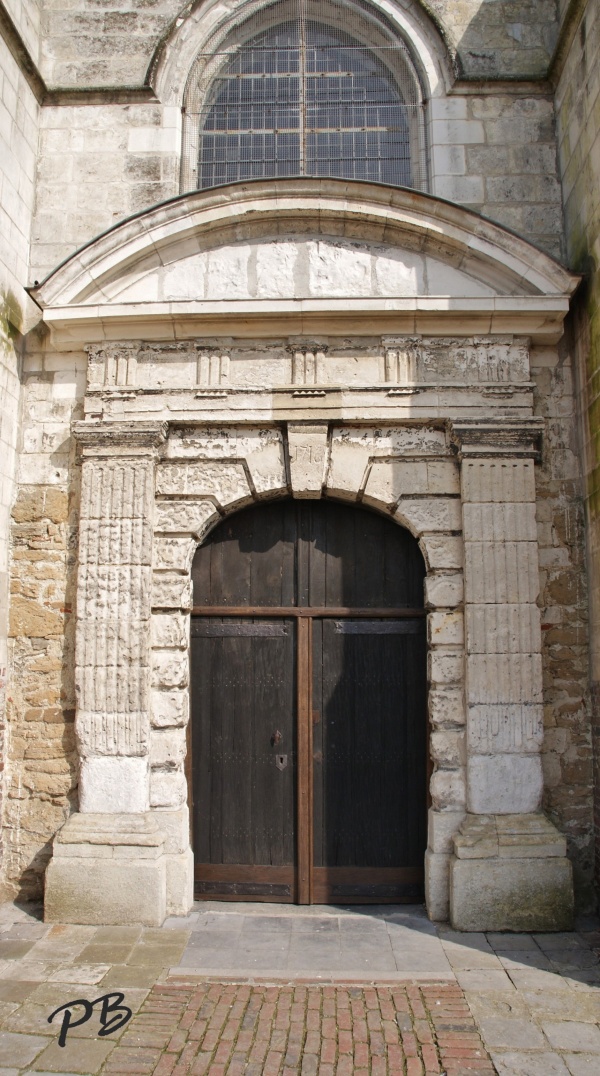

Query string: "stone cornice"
[449, 418, 544, 460]
[72, 420, 168, 454]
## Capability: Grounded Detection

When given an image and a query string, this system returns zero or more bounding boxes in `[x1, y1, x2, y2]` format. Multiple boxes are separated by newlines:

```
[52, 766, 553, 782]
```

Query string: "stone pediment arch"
[31, 179, 579, 345]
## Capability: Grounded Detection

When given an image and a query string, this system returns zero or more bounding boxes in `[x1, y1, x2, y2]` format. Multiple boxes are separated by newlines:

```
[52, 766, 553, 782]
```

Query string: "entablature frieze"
[80, 335, 539, 426]
[85, 335, 532, 395]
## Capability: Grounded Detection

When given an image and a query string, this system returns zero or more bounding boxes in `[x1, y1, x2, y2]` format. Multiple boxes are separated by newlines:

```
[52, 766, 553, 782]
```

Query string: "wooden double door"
[190, 500, 427, 904]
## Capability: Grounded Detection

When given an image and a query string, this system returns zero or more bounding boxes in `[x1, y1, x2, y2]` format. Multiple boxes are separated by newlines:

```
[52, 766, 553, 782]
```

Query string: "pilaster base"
[449, 813, 574, 932]
[44, 813, 167, 926]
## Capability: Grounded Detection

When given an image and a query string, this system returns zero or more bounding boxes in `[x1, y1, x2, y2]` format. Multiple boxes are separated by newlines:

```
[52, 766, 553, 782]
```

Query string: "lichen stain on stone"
[0, 289, 24, 341]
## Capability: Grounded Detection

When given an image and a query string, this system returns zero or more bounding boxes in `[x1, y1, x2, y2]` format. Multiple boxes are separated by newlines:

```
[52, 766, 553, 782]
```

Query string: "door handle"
[271, 730, 282, 746]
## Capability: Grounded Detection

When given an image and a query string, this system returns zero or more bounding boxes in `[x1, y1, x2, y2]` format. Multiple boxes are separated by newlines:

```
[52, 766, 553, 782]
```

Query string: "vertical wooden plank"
[297, 615, 313, 904]
[312, 618, 323, 869]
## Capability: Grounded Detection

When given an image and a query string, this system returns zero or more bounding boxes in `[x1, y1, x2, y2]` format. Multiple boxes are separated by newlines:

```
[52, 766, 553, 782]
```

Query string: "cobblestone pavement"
[0, 901, 599, 1074]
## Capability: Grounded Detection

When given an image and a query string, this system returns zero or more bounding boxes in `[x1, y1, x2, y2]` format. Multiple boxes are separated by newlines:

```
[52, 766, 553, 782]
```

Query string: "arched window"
[182, 1, 427, 193]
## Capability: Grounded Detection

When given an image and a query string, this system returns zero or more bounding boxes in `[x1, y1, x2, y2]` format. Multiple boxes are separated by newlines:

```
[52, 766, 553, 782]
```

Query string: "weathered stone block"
[150, 689, 188, 728]
[464, 542, 539, 603]
[450, 855, 574, 932]
[156, 461, 251, 506]
[287, 424, 329, 497]
[152, 649, 188, 690]
[429, 687, 465, 727]
[149, 728, 186, 768]
[79, 756, 149, 813]
[154, 499, 218, 537]
[465, 603, 541, 654]
[428, 611, 464, 647]
[425, 849, 452, 922]
[428, 809, 466, 854]
[468, 703, 543, 753]
[164, 848, 194, 917]
[468, 754, 543, 814]
[430, 769, 466, 810]
[466, 653, 543, 705]
[151, 612, 189, 649]
[420, 535, 463, 570]
[463, 502, 537, 541]
[152, 571, 193, 611]
[44, 812, 167, 926]
[450, 814, 574, 932]
[363, 459, 428, 506]
[425, 572, 463, 608]
[245, 438, 288, 497]
[461, 459, 536, 503]
[428, 648, 463, 685]
[150, 769, 187, 808]
[153, 537, 195, 571]
[396, 497, 462, 534]
[431, 729, 466, 767]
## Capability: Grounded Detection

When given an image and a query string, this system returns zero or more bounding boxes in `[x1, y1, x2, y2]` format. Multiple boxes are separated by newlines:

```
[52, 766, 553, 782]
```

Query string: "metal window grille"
[182, 0, 428, 193]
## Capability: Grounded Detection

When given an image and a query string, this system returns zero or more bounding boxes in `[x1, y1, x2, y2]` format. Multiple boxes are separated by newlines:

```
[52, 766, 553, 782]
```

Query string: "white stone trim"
[32, 181, 579, 313]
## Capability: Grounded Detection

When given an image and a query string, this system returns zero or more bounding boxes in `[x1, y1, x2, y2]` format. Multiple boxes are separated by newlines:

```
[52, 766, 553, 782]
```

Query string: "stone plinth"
[449, 813, 574, 932]
[44, 813, 167, 926]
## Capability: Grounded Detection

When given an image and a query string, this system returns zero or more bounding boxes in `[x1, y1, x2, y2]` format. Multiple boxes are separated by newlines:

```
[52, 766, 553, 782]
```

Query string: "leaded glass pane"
[197, 14, 425, 191]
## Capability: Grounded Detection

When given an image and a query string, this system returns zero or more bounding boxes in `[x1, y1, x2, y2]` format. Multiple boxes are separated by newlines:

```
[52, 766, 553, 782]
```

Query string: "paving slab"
[563, 1055, 600, 1075]
[478, 1015, 547, 1048]
[0, 1033, 47, 1068]
[542, 1020, 600, 1051]
[491, 1049, 571, 1075]
[29, 1037, 114, 1074]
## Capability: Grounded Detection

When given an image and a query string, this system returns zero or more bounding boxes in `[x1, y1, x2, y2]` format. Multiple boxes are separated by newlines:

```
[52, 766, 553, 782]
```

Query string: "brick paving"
[108, 978, 494, 1075]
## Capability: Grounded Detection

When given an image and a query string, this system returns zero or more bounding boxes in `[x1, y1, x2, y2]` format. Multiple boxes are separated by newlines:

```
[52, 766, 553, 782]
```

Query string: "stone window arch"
[180, 0, 428, 193]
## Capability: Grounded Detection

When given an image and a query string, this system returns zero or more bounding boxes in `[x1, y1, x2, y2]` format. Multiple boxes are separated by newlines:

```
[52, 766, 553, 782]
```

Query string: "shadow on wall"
[447, 0, 559, 78]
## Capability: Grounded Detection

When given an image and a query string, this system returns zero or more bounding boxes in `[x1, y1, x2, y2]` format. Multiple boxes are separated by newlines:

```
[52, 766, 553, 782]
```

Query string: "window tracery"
[181, 0, 428, 193]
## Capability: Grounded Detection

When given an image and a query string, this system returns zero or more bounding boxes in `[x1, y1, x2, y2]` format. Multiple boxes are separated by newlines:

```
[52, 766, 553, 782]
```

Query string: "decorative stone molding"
[450, 418, 544, 460]
[87, 343, 138, 389]
[196, 349, 230, 388]
[290, 346, 328, 385]
[383, 336, 530, 385]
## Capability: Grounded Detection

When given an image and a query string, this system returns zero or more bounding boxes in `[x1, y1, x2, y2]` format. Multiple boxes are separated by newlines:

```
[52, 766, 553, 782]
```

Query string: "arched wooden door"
[191, 500, 427, 904]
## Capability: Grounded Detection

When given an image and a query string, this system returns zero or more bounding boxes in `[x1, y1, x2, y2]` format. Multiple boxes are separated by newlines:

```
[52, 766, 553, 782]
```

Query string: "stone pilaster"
[73, 421, 168, 812]
[449, 419, 574, 930]
[454, 420, 545, 813]
[44, 421, 173, 925]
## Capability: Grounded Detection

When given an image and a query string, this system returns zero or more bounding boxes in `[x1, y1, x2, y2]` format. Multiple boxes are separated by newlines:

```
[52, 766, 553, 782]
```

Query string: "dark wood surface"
[312, 618, 427, 902]
[191, 618, 297, 902]
[191, 500, 427, 904]
[192, 500, 425, 610]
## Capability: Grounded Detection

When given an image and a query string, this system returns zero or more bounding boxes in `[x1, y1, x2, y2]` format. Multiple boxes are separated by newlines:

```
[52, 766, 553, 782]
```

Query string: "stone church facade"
[0, 0, 598, 928]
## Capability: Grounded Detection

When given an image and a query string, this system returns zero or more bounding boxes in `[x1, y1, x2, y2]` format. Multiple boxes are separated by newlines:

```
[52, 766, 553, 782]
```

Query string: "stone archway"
[189, 496, 429, 906]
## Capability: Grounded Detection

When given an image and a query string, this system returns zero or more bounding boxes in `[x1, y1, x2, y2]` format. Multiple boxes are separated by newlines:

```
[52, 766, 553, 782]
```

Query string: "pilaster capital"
[448, 418, 543, 461]
[72, 420, 168, 457]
